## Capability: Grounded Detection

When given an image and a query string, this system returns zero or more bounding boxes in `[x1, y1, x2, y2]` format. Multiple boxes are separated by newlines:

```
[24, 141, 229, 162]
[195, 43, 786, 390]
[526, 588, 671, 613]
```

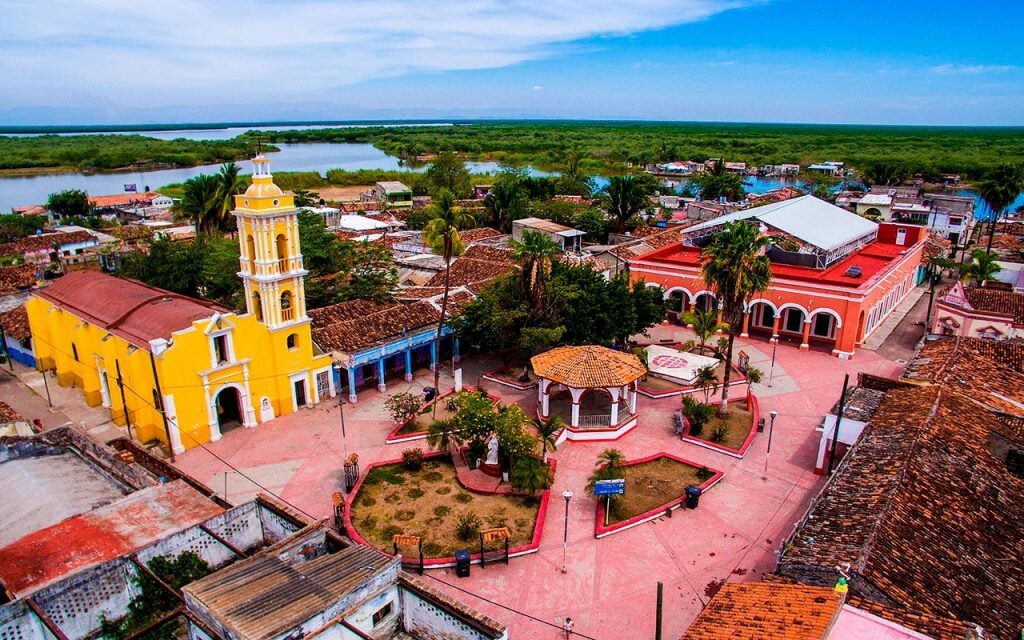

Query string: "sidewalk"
[860, 284, 928, 352]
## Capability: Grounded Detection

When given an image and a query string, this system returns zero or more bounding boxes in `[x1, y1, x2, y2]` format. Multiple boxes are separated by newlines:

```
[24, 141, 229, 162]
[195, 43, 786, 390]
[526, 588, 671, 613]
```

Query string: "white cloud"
[532, 85, 544, 91]
[930, 63, 1019, 75]
[0, 0, 752, 109]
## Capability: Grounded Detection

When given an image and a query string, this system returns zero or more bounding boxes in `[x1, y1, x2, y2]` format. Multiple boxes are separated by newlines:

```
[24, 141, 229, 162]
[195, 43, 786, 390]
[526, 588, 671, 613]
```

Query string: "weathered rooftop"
[311, 299, 440, 354]
[963, 285, 1024, 324]
[0, 479, 224, 596]
[681, 582, 842, 639]
[531, 345, 646, 389]
[0, 264, 36, 295]
[828, 386, 887, 423]
[184, 543, 394, 640]
[0, 304, 30, 341]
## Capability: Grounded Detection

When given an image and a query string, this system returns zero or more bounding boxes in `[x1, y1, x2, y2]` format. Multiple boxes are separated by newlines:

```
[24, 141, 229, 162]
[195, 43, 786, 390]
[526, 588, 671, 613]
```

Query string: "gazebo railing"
[578, 414, 612, 428]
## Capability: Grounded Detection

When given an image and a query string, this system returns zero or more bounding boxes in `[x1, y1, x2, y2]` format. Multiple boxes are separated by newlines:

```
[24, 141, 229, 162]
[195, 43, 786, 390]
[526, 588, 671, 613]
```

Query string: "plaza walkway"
[172, 331, 903, 640]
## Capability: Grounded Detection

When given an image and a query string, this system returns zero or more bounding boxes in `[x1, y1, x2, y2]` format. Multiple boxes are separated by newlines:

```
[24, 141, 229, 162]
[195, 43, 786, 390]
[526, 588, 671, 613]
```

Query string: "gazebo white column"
[539, 380, 551, 418]
[609, 387, 620, 425]
[629, 383, 638, 414]
[569, 387, 585, 427]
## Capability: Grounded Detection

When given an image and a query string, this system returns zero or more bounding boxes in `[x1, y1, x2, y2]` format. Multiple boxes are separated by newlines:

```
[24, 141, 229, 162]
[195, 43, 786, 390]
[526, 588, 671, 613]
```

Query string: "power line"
[422, 573, 600, 640]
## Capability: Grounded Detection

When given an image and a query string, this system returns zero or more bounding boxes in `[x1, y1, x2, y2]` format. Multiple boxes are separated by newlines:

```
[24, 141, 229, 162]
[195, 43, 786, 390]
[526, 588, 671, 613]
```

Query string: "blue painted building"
[0, 306, 35, 368]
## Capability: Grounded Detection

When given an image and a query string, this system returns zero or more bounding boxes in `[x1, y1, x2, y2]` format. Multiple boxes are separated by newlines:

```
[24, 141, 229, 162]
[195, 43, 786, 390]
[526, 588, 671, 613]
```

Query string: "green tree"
[385, 391, 423, 425]
[214, 162, 246, 234]
[681, 395, 714, 437]
[484, 181, 527, 232]
[510, 457, 553, 496]
[425, 151, 472, 197]
[426, 418, 461, 455]
[603, 174, 656, 233]
[693, 365, 719, 404]
[511, 229, 562, 317]
[976, 164, 1024, 252]
[179, 173, 223, 235]
[422, 190, 476, 415]
[532, 415, 563, 463]
[860, 161, 910, 186]
[121, 236, 205, 297]
[296, 209, 341, 274]
[554, 150, 594, 196]
[293, 188, 318, 207]
[960, 249, 1001, 285]
[585, 449, 626, 495]
[336, 240, 397, 303]
[700, 221, 772, 413]
[0, 214, 46, 242]
[697, 163, 745, 202]
[572, 208, 608, 241]
[681, 307, 729, 354]
[46, 189, 92, 220]
[744, 365, 763, 397]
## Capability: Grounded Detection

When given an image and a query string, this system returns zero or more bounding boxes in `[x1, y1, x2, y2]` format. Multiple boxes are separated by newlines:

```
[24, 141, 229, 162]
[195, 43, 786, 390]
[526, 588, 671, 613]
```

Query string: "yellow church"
[26, 155, 335, 454]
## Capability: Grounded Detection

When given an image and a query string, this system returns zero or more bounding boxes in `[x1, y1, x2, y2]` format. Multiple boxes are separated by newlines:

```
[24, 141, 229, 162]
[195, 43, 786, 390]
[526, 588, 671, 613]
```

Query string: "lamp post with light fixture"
[764, 410, 778, 474]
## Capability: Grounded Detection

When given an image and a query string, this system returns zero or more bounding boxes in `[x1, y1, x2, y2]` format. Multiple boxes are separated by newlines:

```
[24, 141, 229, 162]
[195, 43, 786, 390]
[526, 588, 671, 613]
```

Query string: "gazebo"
[531, 346, 646, 440]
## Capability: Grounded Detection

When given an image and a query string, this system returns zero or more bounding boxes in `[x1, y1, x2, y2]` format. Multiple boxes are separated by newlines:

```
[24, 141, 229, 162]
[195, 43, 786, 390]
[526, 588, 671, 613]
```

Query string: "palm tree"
[511, 230, 562, 317]
[585, 448, 626, 495]
[426, 418, 462, 454]
[510, 458, 553, 497]
[180, 173, 222, 234]
[422, 189, 476, 416]
[680, 307, 729, 354]
[603, 175, 655, 233]
[977, 164, 1024, 252]
[694, 365, 719, 404]
[744, 366, 762, 401]
[214, 162, 246, 234]
[701, 221, 772, 414]
[532, 415, 563, 463]
[960, 249, 1001, 286]
[483, 182, 526, 232]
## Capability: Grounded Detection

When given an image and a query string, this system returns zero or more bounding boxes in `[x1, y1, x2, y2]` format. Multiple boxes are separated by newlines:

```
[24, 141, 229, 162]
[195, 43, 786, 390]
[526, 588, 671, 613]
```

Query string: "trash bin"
[454, 549, 471, 577]
[423, 386, 437, 402]
[684, 485, 702, 510]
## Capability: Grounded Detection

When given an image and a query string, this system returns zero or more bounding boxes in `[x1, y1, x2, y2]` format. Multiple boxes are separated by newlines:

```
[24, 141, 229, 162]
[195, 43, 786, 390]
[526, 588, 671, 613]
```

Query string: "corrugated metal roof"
[185, 545, 393, 640]
[685, 195, 878, 252]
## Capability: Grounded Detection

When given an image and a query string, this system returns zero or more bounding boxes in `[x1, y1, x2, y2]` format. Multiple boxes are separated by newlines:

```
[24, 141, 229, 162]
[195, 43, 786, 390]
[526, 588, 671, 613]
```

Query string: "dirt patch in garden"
[692, 402, 754, 450]
[487, 364, 537, 386]
[607, 458, 704, 525]
[350, 458, 540, 557]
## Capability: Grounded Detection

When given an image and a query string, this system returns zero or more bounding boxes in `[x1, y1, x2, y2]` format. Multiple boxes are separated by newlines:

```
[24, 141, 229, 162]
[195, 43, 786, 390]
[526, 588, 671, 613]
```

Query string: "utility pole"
[115, 360, 134, 441]
[828, 374, 850, 476]
[40, 366, 52, 407]
[655, 582, 664, 640]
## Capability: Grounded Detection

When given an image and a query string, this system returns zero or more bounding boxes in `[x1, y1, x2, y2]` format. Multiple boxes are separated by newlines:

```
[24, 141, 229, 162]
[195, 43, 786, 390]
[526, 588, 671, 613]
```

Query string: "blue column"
[377, 358, 387, 392]
[429, 341, 438, 372]
[453, 337, 461, 364]
[346, 367, 358, 404]
[404, 349, 413, 382]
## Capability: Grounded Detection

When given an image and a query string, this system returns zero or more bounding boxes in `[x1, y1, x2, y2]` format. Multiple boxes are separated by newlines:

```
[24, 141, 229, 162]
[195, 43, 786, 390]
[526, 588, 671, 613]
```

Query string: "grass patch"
[351, 460, 540, 557]
[690, 402, 754, 450]
[606, 458, 703, 525]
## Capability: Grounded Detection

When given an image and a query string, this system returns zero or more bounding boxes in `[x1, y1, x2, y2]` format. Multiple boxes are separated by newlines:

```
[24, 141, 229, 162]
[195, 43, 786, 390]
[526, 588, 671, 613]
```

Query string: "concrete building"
[932, 281, 1024, 340]
[511, 217, 586, 252]
[630, 196, 926, 358]
[369, 181, 414, 209]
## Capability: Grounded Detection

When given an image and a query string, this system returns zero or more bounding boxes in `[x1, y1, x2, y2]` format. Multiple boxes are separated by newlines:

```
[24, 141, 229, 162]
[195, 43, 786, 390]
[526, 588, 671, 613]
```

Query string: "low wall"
[679, 391, 760, 459]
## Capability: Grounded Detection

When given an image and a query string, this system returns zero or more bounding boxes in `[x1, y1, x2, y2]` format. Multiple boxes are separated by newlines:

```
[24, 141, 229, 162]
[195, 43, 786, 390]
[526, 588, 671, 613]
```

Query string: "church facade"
[26, 156, 335, 453]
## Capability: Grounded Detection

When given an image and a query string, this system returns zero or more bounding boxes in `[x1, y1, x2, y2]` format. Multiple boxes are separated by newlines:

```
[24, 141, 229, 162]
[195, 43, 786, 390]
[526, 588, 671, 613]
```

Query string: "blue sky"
[2, 0, 1022, 125]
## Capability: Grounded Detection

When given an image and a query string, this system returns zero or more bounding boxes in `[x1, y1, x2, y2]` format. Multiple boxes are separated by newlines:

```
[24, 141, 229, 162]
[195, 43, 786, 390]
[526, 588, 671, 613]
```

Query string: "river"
[1, 126, 1020, 216]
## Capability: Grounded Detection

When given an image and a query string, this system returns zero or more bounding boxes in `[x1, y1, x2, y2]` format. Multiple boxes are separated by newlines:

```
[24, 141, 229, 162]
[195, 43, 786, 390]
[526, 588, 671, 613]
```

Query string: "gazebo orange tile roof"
[531, 345, 646, 389]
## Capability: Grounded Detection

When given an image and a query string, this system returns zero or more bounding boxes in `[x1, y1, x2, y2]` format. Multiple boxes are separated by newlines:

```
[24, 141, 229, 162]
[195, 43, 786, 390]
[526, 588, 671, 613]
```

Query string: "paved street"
[171, 328, 903, 640]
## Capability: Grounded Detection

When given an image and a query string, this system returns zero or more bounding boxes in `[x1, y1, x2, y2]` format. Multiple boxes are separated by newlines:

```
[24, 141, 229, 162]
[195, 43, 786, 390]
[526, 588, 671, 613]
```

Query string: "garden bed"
[594, 453, 723, 538]
[638, 358, 747, 399]
[482, 364, 538, 390]
[346, 453, 550, 565]
[681, 394, 760, 458]
[385, 387, 499, 444]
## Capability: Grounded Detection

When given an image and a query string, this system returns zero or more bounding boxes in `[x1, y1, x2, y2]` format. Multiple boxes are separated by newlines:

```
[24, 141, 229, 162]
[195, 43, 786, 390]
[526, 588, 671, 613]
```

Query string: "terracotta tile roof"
[12, 205, 48, 217]
[0, 231, 97, 256]
[902, 336, 1024, 414]
[36, 271, 226, 350]
[423, 245, 515, 288]
[779, 384, 1024, 638]
[0, 305, 30, 341]
[459, 227, 503, 243]
[531, 345, 646, 388]
[0, 265, 37, 295]
[88, 192, 160, 208]
[0, 401, 23, 423]
[963, 286, 1024, 324]
[844, 596, 969, 640]
[311, 300, 441, 354]
[393, 286, 447, 301]
[110, 225, 155, 243]
[681, 582, 842, 640]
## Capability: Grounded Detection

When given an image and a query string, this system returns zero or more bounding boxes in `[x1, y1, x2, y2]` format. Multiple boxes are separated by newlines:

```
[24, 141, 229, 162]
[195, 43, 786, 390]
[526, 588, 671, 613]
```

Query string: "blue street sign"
[593, 479, 625, 496]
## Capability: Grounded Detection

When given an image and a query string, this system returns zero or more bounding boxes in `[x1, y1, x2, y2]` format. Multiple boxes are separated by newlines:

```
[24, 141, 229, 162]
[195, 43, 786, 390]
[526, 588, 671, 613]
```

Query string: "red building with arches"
[630, 196, 926, 358]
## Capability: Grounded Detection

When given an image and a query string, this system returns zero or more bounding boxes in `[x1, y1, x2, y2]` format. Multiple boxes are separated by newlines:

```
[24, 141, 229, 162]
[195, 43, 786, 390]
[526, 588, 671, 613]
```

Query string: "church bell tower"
[234, 155, 308, 329]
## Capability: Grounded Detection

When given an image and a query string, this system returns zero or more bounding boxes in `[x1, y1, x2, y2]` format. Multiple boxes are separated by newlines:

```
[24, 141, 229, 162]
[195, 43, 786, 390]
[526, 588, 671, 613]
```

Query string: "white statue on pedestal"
[485, 434, 500, 465]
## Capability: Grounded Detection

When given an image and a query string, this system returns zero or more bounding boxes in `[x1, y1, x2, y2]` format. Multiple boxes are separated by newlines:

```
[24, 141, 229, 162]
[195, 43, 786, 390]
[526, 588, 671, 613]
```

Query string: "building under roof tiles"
[681, 582, 843, 640]
[0, 264, 37, 295]
[932, 280, 1024, 340]
[778, 375, 1024, 637]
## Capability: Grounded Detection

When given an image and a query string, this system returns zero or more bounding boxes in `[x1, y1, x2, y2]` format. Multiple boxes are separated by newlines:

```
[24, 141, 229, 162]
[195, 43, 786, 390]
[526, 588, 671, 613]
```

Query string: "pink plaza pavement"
[174, 324, 904, 640]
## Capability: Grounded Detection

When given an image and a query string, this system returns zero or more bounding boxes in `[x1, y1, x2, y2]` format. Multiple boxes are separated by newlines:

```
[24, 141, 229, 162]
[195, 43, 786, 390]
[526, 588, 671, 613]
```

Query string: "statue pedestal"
[479, 462, 503, 478]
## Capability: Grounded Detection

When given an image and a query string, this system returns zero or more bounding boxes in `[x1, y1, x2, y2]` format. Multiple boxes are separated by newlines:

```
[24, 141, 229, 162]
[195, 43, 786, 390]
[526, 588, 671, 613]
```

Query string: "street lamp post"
[768, 340, 778, 387]
[561, 490, 572, 574]
[764, 410, 778, 474]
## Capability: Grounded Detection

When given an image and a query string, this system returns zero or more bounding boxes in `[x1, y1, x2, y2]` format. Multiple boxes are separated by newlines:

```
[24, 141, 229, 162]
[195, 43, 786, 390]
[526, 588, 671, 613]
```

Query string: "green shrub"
[360, 515, 378, 531]
[423, 542, 443, 556]
[433, 505, 451, 517]
[381, 524, 402, 537]
[407, 487, 425, 499]
[384, 492, 401, 504]
[710, 424, 729, 443]
[395, 510, 416, 522]
[402, 448, 425, 471]
[423, 470, 443, 482]
[455, 512, 482, 541]
[365, 466, 406, 485]
[682, 396, 713, 437]
[454, 492, 473, 504]
[359, 496, 377, 507]
[435, 486, 452, 495]
[696, 466, 713, 481]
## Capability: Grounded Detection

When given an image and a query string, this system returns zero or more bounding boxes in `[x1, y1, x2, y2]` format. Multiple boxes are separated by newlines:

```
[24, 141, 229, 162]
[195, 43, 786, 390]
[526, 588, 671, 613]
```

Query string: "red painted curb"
[384, 386, 501, 444]
[344, 452, 554, 568]
[592, 452, 724, 538]
[679, 391, 760, 459]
